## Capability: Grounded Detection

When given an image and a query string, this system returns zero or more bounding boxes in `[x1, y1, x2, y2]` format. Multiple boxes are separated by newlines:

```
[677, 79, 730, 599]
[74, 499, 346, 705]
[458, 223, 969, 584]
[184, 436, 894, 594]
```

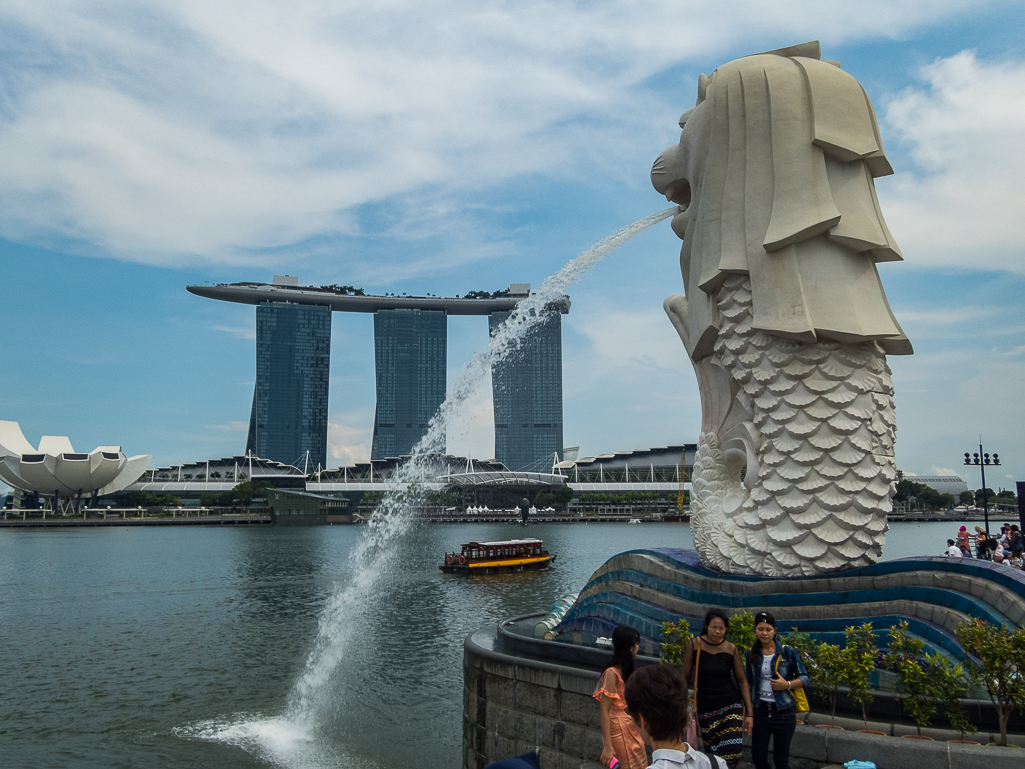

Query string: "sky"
[1, 1, 1023, 491]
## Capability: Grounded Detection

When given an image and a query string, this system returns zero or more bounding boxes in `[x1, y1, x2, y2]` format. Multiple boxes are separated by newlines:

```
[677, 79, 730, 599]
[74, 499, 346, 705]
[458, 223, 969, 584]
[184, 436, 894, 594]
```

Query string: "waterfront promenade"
[0, 510, 270, 527]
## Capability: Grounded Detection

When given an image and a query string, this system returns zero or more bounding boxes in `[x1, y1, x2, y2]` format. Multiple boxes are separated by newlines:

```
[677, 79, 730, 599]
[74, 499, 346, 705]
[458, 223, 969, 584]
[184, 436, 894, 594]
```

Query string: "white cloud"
[327, 420, 371, 466]
[570, 308, 689, 370]
[0, 1, 1001, 267]
[881, 51, 1025, 274]
[212, 325, 256, 340]
[929, 466, 963, 477]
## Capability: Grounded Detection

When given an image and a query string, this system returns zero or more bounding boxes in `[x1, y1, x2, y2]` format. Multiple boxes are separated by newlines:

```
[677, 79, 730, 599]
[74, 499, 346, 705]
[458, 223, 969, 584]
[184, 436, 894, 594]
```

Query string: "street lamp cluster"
[964, 443, 1000, 534]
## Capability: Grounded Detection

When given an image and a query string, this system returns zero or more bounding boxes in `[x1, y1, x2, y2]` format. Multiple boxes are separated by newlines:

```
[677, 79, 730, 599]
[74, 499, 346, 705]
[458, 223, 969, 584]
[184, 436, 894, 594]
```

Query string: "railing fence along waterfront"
[0, 507, 271, 526]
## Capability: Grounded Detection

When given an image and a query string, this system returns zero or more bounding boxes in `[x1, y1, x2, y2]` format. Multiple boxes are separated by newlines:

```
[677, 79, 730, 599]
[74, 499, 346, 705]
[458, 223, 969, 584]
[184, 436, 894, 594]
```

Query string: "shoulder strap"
[692, 638, 701, 704]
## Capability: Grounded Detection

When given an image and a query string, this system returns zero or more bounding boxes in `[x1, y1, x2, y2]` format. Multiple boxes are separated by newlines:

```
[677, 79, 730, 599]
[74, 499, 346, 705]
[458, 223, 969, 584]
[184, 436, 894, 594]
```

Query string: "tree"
[660, 620, 693, 667]
[554, 485, 574, 508]
[814, 643, 846, 726]
[955, 619, 1025, 746]
[843, 623, 879, 730]
[975, 488, 997, 507]
[726, 611, 755, 652]
[958, 490, 975, 506]
[924, 652, 977, 743]
[885, 622, 934, 737]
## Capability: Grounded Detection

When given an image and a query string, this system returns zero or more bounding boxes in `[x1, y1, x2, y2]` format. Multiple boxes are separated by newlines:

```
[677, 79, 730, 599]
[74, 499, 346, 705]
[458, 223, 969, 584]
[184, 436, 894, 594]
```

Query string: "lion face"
[651, 96, 705, 242]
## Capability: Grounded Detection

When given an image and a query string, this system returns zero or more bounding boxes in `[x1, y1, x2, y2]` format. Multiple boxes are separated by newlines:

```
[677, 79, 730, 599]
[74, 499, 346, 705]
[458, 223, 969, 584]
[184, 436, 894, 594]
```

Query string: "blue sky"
[1, 1, 1022, 490]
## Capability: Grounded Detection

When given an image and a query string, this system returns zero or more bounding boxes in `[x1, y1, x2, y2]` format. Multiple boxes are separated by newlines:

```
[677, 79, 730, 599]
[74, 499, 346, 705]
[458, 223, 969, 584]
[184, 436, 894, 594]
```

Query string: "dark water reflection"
[0, 520, 961, 768]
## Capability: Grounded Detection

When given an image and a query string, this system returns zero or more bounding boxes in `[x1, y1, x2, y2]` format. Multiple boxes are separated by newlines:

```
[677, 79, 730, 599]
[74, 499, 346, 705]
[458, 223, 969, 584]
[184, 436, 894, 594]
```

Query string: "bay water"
[1, 520, 975, 768]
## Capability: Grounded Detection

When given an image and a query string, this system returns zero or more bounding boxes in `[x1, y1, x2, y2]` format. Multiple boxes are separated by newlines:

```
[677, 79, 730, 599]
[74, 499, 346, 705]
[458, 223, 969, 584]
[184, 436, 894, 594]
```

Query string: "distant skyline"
[1, 2, 1023, 490]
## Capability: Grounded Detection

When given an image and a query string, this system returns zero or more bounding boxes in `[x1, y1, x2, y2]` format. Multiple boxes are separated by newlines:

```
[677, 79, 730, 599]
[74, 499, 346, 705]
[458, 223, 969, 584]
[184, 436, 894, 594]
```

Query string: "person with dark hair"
[593, 626, 647, 768]
[678, 610, 753, 768]
[624, 665, 727, 769]
[744, 612, 810, 769]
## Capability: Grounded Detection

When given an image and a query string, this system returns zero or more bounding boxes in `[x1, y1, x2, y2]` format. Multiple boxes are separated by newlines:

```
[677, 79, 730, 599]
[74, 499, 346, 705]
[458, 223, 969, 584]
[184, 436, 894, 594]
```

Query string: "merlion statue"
[652, 42, 912, 577]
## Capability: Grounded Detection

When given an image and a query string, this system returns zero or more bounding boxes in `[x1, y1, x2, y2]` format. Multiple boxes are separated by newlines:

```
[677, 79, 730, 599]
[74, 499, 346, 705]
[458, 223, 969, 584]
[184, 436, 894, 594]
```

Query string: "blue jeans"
[751, 702, 796, 769]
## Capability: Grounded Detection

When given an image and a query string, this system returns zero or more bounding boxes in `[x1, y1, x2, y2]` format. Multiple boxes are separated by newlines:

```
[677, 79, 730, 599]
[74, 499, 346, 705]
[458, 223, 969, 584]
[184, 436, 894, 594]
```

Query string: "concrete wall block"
[482, 654, 517, 680]
[789, 725, 829, 762]
[826, 728, 948, 769]
[561, 691, 601, 729]
[485, 700, 517, 733]
[485, 673, 516, 707]
[968, 579, 989, 599]
[463, 736, 487, 769]
[516, 664, 561, 690]
[561, 672, 600, 697]
[516, 681, 561, 719]
[581, 723, 605, 758]
[951, 742, 1025, 769]
[559, 721, 590, 757]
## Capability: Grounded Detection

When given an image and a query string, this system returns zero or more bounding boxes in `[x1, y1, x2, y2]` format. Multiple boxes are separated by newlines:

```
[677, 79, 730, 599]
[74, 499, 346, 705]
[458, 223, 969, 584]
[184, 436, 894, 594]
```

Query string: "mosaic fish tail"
[666, 275, 896, 577]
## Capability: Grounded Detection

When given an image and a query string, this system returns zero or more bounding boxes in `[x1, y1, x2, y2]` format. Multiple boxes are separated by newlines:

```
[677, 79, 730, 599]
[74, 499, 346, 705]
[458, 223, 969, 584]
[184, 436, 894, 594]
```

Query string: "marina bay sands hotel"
[187, 277, 570, 472]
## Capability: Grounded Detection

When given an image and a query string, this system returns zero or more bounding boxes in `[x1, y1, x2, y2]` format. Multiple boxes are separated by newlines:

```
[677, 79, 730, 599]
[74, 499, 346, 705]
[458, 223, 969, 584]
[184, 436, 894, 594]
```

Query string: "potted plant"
[660, 620, 693, 667]
[955, 619, 1025, 747]
[815, 642, 846, 728]
[781, 629, 818, 724]
[843, 623, 880, 732]
[924, 652, 979, 744]
[885, 622, 935, 739]
[726, 610, 755, 651]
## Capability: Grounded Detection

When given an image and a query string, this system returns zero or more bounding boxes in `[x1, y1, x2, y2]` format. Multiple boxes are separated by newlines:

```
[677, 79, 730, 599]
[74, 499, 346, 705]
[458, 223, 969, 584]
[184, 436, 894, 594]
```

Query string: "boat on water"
[440, 538, 556, 575]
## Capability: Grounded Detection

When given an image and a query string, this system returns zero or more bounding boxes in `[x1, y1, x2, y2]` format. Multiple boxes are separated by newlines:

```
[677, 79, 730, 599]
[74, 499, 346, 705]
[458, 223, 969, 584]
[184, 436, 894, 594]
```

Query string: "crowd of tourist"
[593, 611, 809, 769]
[946, 523, 1024, 568]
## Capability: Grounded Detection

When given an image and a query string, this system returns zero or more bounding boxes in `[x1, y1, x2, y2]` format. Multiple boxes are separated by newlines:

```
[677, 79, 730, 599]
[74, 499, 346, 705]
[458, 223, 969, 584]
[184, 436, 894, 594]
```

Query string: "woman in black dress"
[679, 609, 754, 768]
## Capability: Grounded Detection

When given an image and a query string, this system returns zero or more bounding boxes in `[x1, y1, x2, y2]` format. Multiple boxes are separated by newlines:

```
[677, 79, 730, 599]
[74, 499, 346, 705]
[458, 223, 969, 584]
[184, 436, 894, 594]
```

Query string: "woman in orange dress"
[592, 626, 648, 769]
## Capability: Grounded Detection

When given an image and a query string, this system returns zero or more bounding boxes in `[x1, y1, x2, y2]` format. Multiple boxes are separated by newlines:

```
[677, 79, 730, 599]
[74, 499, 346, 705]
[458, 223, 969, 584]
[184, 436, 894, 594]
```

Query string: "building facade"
[246, 302, 331, 469]
[489, 308, 564, 472]
[371, 309, 447, 459]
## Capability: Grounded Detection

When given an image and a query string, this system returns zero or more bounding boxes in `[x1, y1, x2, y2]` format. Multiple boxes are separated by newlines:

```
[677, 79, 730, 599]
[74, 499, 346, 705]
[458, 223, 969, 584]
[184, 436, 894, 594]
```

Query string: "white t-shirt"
[759, 655, 774, 700]
[648, 747, 728, 769]
[947, 545, 963, 557]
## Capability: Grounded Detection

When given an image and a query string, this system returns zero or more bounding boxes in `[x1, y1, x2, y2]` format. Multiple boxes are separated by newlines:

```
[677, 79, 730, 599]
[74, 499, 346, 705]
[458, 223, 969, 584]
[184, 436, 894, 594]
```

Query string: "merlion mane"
[652, 41, 913, 577]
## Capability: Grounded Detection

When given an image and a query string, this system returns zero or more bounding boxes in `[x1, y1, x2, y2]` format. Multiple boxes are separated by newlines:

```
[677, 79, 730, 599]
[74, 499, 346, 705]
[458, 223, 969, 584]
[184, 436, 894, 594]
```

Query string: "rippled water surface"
[0, 520, 970, 768]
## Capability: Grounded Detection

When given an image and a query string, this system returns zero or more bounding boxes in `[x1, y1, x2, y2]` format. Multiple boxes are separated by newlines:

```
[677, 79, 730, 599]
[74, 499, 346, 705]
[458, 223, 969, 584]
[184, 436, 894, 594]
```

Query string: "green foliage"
[578, 491, 674, 505]
[119, 491, 183, 508]
[321, 284, 366, 295]
[975, 488, 997, 506]
[815, 642, 846, 725]
[538, 485, 575, 509]
[892, 478, 956, 510]
[727, 611, 755, 652]
[955, 619, 1025, 745]
[885, 621, 934, 736]
[199, 480, 272, 509]
[463, 288, 511, 299]
[660, 620, 693, 668]
[958, 490, 976, 506]
[843, 623, 879, 729]
[924, 652, 977, 742]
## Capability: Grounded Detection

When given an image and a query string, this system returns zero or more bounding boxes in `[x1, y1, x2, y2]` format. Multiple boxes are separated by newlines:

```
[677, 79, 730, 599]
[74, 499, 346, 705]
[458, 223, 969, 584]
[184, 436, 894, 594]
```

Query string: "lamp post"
[964, 443, 1000, 536]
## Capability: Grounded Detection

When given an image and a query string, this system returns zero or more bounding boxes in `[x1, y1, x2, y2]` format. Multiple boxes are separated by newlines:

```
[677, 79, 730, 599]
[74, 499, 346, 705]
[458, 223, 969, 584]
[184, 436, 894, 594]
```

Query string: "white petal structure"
[0, 421, 151, 498]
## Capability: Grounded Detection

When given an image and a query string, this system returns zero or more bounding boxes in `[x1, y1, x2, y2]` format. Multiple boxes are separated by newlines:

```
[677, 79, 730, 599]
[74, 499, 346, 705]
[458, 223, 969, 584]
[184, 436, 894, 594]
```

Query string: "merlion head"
[653, 41, 910, 361]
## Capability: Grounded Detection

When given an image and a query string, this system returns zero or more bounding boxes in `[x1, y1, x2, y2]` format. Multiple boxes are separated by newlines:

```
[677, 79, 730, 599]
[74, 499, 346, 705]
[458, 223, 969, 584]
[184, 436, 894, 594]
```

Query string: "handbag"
[685, 638, 702, 747]
[775, 647, 810, 713]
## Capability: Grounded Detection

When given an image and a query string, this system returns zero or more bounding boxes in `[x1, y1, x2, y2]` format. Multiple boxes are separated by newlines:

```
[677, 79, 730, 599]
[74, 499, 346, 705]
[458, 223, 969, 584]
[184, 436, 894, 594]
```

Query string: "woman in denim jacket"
[743, 612, 810, 769]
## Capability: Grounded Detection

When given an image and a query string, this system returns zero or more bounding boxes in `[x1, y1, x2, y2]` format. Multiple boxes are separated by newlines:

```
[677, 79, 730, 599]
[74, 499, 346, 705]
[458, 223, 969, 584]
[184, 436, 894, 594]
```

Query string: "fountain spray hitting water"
[188, 207, 676, 767]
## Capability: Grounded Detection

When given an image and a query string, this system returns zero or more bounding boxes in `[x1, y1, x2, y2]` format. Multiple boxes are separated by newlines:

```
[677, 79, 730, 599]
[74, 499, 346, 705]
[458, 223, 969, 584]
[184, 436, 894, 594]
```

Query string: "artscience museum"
[0, 420, 151, 512]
